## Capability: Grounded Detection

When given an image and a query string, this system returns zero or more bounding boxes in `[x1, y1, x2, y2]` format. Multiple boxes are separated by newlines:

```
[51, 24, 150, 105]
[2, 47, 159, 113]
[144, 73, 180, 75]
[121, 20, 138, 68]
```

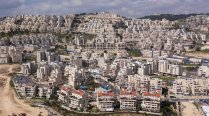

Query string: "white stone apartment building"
[147, 59, 158, 74]
[49, 68, 63, 85]
[137, 63, 152, 76]
[12, 76, 36, 98]
[135, 59, 158, 76]
[141, 92, 161, 112]
[37, 50, 46, 63]
[198, 64, 209, 77]
[37, 61, 63, 85]
[158, 58, 182, 76]
[68, 89, 89, 111]
[64, 65, 85, 88]
[58, 84, 72, 103]
[158, 59, 169, 74]
[119, 90, 137, 110]
[172, 78, 191, 97]
[37, 50, 60, 63]
[58, 84, 88, 110]
[37, 85, 53, 98]
[8, 46, 23, 63]
[96, 91, 115, 112]
[128, 74, 150, 93]
[149, 78, 167, 94]
[190, 78, 208, 96]
[172, 77, 209, 97]
[0, 46, 23, 63]
[21, 63, 32, 75]
[37, 62, 50, 80]
[21, 62, 37, 75]
[128, 74, 166, 95]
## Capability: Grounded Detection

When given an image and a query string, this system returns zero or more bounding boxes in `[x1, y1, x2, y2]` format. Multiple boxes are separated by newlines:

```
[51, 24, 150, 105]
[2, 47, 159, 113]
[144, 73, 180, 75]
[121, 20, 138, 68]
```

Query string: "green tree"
[136, 99, 142, 113]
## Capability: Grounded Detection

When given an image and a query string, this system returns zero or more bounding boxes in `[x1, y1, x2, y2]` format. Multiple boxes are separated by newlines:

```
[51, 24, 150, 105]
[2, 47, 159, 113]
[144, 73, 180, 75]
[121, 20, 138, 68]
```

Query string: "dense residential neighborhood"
[0, 12, 209, 116]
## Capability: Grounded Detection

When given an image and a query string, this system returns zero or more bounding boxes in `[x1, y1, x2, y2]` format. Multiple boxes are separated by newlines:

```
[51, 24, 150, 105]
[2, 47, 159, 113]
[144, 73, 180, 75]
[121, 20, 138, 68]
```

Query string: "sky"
[0, 0, 209, 18]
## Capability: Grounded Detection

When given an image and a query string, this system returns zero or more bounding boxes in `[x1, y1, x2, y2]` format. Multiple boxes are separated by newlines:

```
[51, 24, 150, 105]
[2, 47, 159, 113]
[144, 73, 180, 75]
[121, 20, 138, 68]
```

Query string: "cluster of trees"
[161, 101, 177, 116]
[127, 48, 142, 57]
[0, 30, 30, 38]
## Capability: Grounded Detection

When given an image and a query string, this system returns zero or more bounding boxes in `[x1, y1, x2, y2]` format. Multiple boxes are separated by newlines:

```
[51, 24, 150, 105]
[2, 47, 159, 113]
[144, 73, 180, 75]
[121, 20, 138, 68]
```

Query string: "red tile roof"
[60, 85, 72, 93]
[72, 89, 85, 96]
[98, 91, 114, 97]
[142, 92, 161, 97]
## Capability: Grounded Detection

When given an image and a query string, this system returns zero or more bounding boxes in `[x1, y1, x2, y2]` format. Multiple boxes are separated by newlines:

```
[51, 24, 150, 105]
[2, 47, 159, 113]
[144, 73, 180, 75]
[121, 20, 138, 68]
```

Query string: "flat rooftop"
[13, 76, 34, 85]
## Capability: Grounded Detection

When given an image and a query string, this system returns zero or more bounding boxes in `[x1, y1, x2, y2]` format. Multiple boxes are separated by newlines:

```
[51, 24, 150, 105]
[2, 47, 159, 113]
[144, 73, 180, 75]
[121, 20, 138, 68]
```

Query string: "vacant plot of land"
[0, 64, 47, 116]
[181, 102, 203, 116]
[186, 52, 209, 59]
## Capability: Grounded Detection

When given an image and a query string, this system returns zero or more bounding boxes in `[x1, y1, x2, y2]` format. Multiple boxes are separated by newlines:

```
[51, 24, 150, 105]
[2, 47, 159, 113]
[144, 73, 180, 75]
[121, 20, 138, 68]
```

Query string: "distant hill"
[139, 13, 209, 21]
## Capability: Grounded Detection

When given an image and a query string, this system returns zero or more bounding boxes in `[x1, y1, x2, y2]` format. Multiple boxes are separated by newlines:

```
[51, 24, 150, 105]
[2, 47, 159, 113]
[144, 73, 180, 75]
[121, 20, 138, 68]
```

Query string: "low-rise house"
[141, 92, 161, 112]
[119, 90, 137, 110]
[96, 91, 115, 112]
[12, 75, 36, 98]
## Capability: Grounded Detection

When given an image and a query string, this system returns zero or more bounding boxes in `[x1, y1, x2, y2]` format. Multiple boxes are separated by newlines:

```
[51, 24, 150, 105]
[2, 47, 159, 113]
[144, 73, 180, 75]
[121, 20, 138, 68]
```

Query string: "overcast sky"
[0, 0, 209, 18]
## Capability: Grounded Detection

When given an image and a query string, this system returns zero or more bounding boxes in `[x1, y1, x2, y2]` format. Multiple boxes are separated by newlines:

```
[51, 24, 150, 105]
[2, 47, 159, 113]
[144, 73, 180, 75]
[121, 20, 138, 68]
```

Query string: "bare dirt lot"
[181, 102, 203, 116]
[186, 52, 209, 59]
[0, 64, 47, 116]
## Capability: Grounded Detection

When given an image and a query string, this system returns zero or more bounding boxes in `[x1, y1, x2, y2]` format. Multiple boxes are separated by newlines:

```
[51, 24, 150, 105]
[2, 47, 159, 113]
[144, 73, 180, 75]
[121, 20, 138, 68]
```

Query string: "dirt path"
[181, 102, 203, 116]
[0, 64, 47, 116]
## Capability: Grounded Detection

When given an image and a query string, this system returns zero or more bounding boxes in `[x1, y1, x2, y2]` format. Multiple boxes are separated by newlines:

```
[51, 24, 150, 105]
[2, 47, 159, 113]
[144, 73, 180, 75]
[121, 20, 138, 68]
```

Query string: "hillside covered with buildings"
[0, 12, 209, 116]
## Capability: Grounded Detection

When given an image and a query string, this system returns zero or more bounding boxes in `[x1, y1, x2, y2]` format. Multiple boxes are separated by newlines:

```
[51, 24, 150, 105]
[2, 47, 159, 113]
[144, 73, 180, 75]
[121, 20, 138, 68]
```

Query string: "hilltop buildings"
[3, 12, 209, 114]
[0, 14, 75, 33]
